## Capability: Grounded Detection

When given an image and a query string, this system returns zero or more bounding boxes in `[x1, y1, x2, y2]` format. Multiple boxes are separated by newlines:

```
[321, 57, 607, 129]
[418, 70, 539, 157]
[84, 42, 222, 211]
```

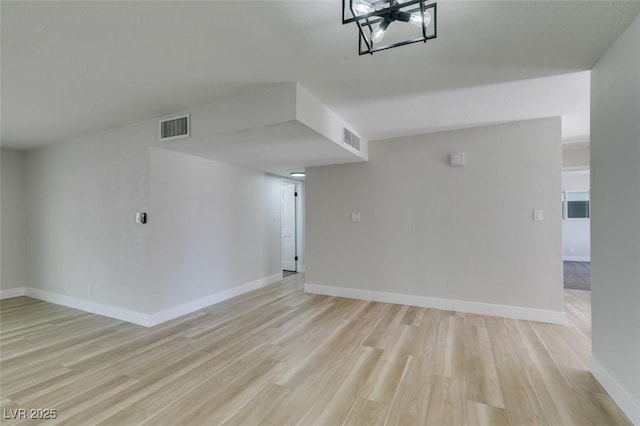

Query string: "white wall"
[296, 84, 368, 161]
[149, 148, 281, 313]
[306, 118, 564, 323]
[1, 149, 28, 294]
[562, 170, 590, 261]
[590, 15, 640, 424]
[25, 123, 152, 314]
[562, 220, 590, 262]
[8, 88, 301, 325]
[296, 181, 306, 272]
[562, 169, 590, 191]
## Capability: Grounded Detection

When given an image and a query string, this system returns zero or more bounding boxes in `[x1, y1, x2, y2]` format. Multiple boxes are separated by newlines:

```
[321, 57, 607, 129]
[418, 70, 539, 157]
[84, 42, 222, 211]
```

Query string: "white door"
[282, 183, 297, 271]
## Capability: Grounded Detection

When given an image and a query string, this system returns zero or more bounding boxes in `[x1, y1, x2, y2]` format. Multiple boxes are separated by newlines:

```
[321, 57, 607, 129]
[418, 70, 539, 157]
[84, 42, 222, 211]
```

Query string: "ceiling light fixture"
[342, 0, 437, 55]
[290, 172, 306, 177]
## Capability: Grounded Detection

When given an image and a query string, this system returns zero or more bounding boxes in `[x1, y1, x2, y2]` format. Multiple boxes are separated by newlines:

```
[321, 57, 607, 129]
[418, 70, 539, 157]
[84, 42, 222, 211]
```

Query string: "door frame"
[281, 178, 305, 273]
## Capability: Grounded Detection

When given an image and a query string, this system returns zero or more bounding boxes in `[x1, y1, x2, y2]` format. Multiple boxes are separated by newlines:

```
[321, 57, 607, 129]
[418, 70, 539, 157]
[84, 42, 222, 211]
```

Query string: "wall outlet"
[351, 212, 361, 222]
[88, 284, 93, 295]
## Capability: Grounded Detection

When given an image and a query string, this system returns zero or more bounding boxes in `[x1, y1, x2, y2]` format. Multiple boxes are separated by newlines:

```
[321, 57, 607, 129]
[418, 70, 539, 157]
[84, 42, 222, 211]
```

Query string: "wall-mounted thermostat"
[136, 212, 147, 224]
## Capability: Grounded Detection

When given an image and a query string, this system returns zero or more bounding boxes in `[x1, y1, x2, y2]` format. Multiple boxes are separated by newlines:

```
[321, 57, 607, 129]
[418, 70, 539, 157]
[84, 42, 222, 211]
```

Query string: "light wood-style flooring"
[0, 274, 631, 425]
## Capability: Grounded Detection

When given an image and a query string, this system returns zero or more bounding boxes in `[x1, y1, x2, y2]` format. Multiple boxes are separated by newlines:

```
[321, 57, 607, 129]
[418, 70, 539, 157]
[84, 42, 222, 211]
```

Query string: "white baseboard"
[564, 256, 591, 262]
[25, 287, 151, 326]
[591, 357, 640, 425]
[0, 287, 27, 299]
[304, 283, 567, 325]
[6, 273, 283, 328]
[148, 272, 283, 326]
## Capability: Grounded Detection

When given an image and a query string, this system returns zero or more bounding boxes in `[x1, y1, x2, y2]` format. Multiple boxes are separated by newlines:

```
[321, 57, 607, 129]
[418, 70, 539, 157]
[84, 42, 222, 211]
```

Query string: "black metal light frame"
[342, 0, 437, 55]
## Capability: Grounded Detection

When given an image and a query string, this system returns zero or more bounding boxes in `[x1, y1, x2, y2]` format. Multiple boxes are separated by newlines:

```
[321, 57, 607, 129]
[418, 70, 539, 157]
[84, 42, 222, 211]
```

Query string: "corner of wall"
[0, 287, 27, 300]
[295, 84, 368, 162]
[591, 357, 640, 425]
[24, 287, 152, 326]
[590, 13, 640, 420]
[148, 272, 283, 326]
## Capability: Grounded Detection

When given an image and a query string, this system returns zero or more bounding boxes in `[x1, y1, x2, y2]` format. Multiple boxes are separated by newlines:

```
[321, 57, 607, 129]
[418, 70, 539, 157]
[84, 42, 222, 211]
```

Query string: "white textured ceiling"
[2, 1, 639, 152]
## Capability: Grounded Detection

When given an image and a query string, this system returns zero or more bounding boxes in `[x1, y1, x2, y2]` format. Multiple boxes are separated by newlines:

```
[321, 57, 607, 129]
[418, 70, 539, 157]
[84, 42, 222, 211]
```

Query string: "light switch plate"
[533, 209, 544, 221]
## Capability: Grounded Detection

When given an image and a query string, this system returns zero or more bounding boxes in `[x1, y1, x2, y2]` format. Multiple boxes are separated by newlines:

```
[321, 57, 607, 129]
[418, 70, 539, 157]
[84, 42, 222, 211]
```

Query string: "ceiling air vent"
[343, 126, 360, 152]
[160, 114, 190, 141]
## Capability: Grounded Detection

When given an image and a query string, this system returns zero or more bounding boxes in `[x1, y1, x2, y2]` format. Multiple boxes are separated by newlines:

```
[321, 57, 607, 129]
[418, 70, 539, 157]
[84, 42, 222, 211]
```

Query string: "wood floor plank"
[343, 397, 389, 426]
[513, 341, 593, 425]
[573, 388, 634, 426]
[463, 322, 505, 409]
[219, 383, 291, 426]
[361, 357, 410, 404]
[361, 324, 417, 404]
[0, 276, 631, 425]
[466, 400, 511, 426]
[95, 405, 154, 426]
[489, 324, 552, 425]
[19, 375, 141, 425]
[435, 316, 466, 380]
[424, 375, 468, 426]
[384, 352, 437, 425]
[297, 345, 383, 425]
[172, 357, 282, 425]
[361, 303, 407, 349]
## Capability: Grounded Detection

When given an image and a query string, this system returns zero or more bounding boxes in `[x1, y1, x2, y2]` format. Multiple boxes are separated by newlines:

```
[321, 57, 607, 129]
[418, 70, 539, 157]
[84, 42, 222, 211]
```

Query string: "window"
[563, 191, 590, 219]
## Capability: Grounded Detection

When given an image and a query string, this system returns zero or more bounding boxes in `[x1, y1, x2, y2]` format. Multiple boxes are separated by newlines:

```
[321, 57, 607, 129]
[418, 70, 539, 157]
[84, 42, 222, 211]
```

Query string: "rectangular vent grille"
[160, 114, 190, 140]
[343, 126, 360, 151]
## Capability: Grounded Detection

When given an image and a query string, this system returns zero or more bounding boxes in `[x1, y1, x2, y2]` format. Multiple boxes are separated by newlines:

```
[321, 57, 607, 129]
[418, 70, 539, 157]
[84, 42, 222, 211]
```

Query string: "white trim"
[562, 165, 590, 172]
[591, 357, 640, 425]
[561, 168, 590, 176]
[148, 272, 283, 326]
[562, 136, 590, 147]
[564, 256, 591, 262]
[25, 287, 151, 326]
[9, 273, 283, 328]
[304, 283, 567, 325]
[0, 287, 27, 299]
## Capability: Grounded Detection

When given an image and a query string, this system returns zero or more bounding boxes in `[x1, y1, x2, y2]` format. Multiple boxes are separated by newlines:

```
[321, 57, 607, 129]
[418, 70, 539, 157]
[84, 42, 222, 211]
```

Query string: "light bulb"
[353, 0, 374, 15]
[409, 11, 432, 27]
[371, 19, 390, 43]
[371, 27, 386, 43]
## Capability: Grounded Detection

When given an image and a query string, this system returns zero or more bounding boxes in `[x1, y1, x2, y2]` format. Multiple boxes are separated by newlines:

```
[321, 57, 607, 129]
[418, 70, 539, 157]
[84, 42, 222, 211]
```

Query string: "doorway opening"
[562, 164, 591, 291]
[281, 180, 304, 275]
